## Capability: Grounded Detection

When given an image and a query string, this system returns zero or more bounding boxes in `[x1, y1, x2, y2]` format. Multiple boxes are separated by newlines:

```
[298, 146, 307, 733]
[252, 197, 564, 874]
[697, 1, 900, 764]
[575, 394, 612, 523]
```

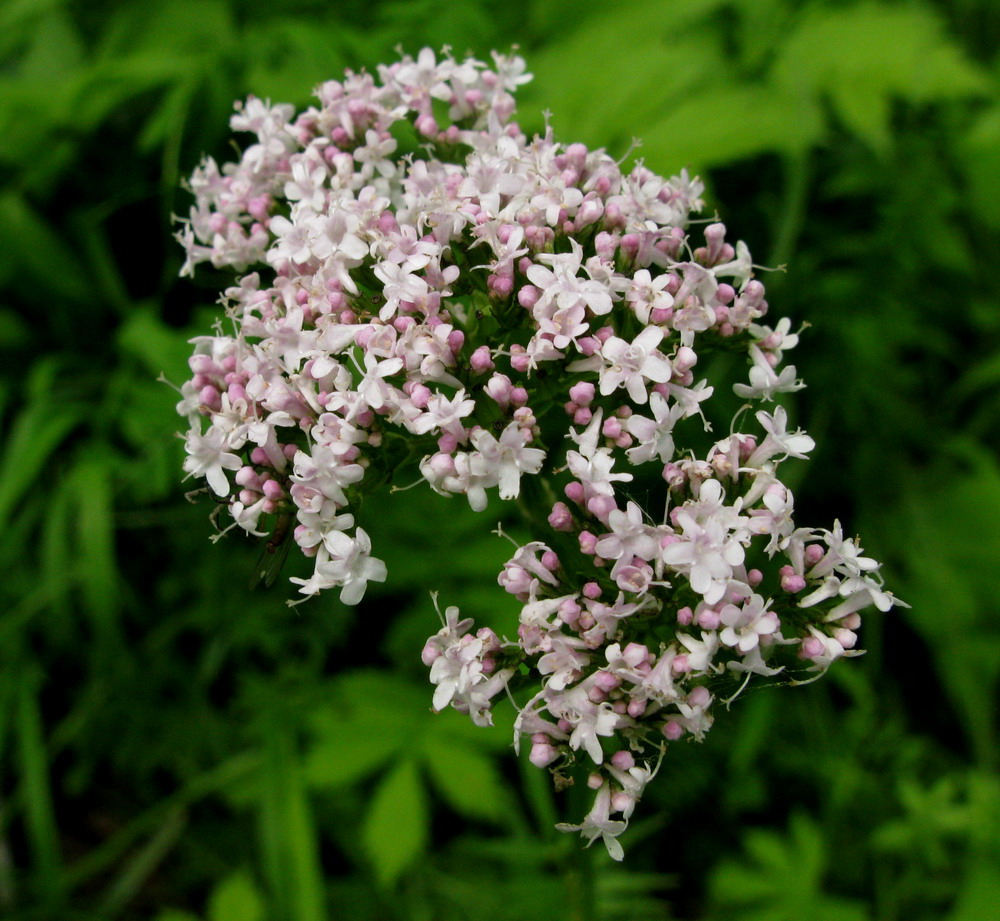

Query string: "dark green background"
[2, 0, 999, 918]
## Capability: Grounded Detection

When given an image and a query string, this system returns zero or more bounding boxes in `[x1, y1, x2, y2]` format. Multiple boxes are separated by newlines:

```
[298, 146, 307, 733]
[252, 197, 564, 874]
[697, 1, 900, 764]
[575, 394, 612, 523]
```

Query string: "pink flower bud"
[610, 792, 633, 814]
[409, 383, 431, 409]
[594, 671, 620, 693]
[611, 750, 634, 771]
[548, 502, 573, 531]
[602, 417, 622, 439]
[662, 721, 683, 740]
[833, 628, 857, 649]
[470, 345, 494, 373]
[587, 495, 616, 521]
[696, 609, 720, 630]
[623, 643, 649, 668]
[569, 381, 595, 405]
[235, 466, 259, 488]
[800, 636, 825, 658]
[529, 742, 558, 768]
[687, 685, 711, 708]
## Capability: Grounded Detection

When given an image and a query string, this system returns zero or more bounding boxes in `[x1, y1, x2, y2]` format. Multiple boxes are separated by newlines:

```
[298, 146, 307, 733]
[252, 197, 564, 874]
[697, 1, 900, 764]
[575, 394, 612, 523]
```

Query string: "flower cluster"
[176, 47, 899, 859]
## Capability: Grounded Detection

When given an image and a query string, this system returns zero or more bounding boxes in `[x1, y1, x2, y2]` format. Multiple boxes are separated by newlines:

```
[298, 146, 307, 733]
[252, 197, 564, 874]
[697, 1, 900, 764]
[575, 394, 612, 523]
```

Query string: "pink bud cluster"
[176, 47, 899, 859]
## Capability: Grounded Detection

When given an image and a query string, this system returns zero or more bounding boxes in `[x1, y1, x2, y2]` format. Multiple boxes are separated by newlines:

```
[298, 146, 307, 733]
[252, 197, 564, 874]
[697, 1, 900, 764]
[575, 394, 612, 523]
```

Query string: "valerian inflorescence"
[175, 47, 900, 859]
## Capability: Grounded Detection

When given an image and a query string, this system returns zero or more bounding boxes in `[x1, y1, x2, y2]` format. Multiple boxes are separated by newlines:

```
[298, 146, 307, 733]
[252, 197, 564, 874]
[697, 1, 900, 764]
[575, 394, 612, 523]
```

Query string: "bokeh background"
[3, 0, 1000, 918]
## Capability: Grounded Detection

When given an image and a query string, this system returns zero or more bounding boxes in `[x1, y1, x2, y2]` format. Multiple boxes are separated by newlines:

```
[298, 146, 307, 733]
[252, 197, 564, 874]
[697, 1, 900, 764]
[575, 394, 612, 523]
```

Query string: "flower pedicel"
[176, 47, 900, 859]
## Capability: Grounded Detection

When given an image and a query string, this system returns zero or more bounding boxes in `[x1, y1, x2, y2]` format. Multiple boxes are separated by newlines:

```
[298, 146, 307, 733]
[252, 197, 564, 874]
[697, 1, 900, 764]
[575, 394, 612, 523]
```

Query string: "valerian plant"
[174, 47, 901, 860]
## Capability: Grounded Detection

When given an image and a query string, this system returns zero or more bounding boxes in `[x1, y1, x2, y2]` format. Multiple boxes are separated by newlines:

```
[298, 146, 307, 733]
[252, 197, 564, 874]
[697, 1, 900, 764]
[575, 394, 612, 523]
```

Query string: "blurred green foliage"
[1, 0, 999, 918]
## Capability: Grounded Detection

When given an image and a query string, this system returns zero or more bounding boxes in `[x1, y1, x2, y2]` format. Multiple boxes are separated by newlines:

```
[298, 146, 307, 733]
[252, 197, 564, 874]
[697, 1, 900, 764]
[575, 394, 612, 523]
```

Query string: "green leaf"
[884, 455, 1000, 767]
[16, 666, 64, 905]
[305, 670, 429, 787]
[949, 856, 1000, 921]
[259, 718, 327, 921]
[771, 2, 988, 152]
[117, 307, 194, 380]
[304, 715, 406, 788]
[0, 385, 79, 526]
[420, 735, 509, 824]
[362, 758, 428, 886]
[0, 194, 91, 301]
[710, 814, 870, 921]
[524, 0, 730, 155]
[71, 449, 120, 626]
[636, 86, 823, 171]
[208, 870, 266, 921]
[960, 103, 1000, 229]
[14, 6, 83, 82]
[242, 21, 351, 107]
[152, 911, 200, 921]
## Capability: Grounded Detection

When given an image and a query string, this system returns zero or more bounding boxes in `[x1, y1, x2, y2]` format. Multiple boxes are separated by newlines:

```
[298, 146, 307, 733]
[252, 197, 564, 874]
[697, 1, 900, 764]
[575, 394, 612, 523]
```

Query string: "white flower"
[598, 326, 673, 404]
[555, 783, 628, 861]
[625, 392, 684, 464]
[290, 527, 386, 605]
[470, 423, 546, 501]
[183, 426, 242, 496]
[733, 345, 805, 401]
[719, 594, 780, 653]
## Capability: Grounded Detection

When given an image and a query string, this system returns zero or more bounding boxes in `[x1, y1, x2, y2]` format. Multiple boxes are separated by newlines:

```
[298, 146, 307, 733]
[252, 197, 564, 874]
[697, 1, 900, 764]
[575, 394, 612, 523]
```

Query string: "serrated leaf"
[524, 0, 730, 152]
[305, 670, 428, 787]
[207, 870, 265, 921]
[637, 85, 823, 171]
[771, 2, 988, 152]
[362, 758, 428, 886]
[304, 722, 404, 788]
[421, 736, 508, 823]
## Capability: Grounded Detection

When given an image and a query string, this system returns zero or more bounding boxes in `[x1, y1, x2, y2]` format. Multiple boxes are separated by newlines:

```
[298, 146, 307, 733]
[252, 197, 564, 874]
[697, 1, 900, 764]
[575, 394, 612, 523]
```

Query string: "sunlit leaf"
[637, 86, 823, 171]
[362, 757, 428, 886]
[207, 870, 266, 921]
[305, 670, 428, 787]
[771, 2, 988, 151]
[421, 735, 509, 823]
[524, 0, 730, 154]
